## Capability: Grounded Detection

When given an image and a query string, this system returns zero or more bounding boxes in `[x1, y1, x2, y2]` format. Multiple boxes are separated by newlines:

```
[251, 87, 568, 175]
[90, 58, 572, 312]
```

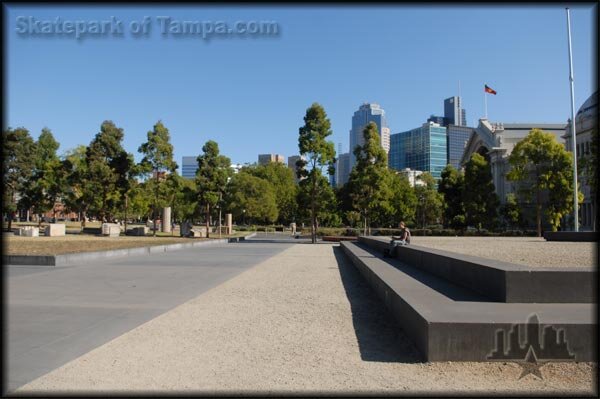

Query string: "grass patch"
[3, 229, 253, 256]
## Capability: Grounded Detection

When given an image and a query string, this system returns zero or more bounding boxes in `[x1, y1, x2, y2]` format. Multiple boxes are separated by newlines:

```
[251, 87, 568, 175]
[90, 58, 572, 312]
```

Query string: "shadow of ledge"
[332, 246, 422, 364]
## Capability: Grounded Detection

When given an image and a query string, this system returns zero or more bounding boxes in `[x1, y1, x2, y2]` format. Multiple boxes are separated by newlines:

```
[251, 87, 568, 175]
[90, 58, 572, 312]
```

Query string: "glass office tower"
[349, 103, 390, 170]
[446, 125, 474, 170]
[181, 156, 198, 179]
[444, 96, 467, 127]
[388, 122, 447, 180]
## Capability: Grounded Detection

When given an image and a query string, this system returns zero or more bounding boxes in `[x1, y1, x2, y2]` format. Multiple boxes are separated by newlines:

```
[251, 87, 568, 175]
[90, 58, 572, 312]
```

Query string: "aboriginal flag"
[484, 84, 497, 95]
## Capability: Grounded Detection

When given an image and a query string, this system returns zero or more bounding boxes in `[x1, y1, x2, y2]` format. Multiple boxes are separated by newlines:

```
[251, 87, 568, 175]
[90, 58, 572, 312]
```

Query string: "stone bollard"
[101, 223, 121, 237]
[162, 207, 172, 233]
[226, 213, 232, 235]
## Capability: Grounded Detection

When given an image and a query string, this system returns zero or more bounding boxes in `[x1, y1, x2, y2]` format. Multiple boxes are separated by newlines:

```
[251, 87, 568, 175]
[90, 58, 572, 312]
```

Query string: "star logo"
[518, 346, 545, 380]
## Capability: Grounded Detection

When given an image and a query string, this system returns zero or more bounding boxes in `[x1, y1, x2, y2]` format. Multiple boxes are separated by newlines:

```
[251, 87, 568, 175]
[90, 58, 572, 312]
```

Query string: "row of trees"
[3, 106, 585, 240]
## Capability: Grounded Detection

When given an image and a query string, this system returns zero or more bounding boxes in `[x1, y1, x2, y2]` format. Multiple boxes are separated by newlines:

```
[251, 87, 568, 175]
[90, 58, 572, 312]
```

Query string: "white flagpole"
[484, 88, 488, 119]
[566, 8, 579, 231]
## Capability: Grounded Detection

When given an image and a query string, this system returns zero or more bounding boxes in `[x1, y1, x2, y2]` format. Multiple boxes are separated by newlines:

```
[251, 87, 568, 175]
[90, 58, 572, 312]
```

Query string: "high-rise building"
[287, 155, 304, 183]
[333, 152, 351, 187]
[349, 103, 390, 170]
[427, 115, 447, 125]
[258, 154, 285, 165]
[444, 96, 467, 127]
[388, 121, 448, 180]
[181, 156, 198, 179]
[446, 124, 474, 170]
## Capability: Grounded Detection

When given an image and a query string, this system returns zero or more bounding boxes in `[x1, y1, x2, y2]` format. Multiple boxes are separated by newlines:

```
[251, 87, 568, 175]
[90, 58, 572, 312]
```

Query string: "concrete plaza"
[7, 235, 596, 395]
[8, 236, 597, 394]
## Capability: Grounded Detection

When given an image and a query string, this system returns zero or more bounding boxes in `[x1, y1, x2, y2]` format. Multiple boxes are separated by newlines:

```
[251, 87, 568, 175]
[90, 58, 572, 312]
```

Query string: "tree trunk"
[124, 194, 128, 233]
[8, 211, 13, 232]
[206, 203, 211, 238]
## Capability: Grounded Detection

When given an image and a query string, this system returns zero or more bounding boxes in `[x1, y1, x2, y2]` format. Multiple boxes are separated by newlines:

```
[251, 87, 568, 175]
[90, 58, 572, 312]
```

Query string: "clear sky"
[5, 4, 597, 170]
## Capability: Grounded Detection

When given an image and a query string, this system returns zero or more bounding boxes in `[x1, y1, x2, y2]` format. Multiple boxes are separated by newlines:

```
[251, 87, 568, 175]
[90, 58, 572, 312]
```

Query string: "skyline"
[6, 4, 597, 171]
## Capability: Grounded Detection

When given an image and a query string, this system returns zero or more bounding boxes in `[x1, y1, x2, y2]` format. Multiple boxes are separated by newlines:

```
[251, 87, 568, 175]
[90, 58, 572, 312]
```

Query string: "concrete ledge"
[543, 231, 598, 242]
[359, 236, 596, 303]
[340, 241, 596, 361]
[4, 234, 256, 266]
[322, 236, 358, 242]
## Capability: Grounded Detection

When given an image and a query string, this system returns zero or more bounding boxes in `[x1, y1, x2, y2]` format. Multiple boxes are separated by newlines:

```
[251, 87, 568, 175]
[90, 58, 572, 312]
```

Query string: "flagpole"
[484, 89, 488, 119]
[566, 8, 579, 232]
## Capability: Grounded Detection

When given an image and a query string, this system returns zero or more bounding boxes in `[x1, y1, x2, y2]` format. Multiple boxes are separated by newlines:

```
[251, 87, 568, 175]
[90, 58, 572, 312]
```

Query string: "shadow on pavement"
[332, 246, 422, 363]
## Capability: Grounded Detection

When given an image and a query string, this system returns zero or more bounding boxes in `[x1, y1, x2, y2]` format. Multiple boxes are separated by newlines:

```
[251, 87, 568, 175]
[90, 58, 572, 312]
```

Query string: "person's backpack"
[405, 229, 411, 244]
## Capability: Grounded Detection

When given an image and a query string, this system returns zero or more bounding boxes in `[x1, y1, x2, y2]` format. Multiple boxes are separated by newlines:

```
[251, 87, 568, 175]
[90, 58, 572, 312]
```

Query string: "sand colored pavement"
[17, 243, 596, 395]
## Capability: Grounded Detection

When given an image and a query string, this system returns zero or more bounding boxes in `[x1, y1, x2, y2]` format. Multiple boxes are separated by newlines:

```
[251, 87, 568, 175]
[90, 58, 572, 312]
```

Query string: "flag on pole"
[484, 84, 497, 95]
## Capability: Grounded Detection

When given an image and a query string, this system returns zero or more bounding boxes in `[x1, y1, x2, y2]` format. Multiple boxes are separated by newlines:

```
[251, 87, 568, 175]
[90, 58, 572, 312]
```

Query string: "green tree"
[414, 172, 443, 228]
[195, 140, 232, 238]
[138, 121, 178, 236]
[84, 121, 133, 222]
[347, 122, 391, 235]
[297, 103, 336, 243]
[246, 162, 298, 224]
[579, 127, 598, 230]
[62, 145, 89, 230]
[438, 164, 466, 229]
[225, 172, 278, 224]
[387, 172, 418, 227]
[20, 128, 65, 226]
[169, 174, 197, 225]
[463, 153, 499, 230]
[2, 127, 36, 231]
[507, 129, 581, 235]
[500, 193, 523, 229]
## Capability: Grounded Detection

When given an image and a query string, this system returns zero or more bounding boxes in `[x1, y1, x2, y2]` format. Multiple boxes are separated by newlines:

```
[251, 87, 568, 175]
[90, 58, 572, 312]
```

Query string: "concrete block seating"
[340, 237, 596, 362]
[44, 223, 66, 237]
[126, 226, 148, 236]
[17, 226, 39, 237]
[543, 231, 598, 242]
[101, 223, 121, 237]
[360, 236, 595, 303]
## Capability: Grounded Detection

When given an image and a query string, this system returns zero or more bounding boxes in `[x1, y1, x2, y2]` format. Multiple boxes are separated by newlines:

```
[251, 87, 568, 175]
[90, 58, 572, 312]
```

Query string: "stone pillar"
[162, 207, 172, 233]
[226, 213, 232, 235]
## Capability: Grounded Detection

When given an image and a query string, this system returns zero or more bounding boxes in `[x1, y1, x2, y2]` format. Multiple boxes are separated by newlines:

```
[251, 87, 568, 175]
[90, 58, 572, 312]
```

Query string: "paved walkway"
[6, 241, 290, 394]
[15, 242, 595, 395]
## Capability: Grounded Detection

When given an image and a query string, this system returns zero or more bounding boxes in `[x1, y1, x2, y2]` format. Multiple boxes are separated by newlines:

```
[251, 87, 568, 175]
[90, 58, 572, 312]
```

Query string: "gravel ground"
[16, 243, 596, 395]
[409, 236, 597, 268]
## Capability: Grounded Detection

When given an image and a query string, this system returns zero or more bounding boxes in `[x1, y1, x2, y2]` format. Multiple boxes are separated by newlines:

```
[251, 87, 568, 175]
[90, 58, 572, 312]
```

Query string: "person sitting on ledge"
[384, 221, 411, 257]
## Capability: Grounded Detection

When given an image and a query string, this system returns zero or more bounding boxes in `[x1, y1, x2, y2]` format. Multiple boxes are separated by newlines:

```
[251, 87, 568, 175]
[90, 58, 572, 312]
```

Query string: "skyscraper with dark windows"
[444, 96, 467, 127]
[349, 103, 390, 170]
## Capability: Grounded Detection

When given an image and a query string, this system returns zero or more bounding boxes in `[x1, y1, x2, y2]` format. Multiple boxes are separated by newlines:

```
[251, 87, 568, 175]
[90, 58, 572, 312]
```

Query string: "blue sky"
[6, 4, 597, 169]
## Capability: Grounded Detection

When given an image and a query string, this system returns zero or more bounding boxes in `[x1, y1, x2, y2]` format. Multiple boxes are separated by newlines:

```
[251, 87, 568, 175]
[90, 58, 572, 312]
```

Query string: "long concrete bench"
[340, 241, 596, 362]
[359, 236, 595, 303]
[543, 231, 598, 242]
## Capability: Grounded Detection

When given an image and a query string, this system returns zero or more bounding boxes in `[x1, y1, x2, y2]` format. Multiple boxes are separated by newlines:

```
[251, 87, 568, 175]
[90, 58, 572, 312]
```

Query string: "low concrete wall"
[359, 236, 596, 303]
[341, 241, 597, 361]
[543, 231, 598, 242]
[4, 233, 257, 266]
[322, 236, 358, 242]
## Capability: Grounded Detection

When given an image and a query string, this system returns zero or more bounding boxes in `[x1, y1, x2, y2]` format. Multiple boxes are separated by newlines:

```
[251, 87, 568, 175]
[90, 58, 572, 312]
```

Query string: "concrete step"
[340, 241, 596, 362]
[358, 236, 595, 303]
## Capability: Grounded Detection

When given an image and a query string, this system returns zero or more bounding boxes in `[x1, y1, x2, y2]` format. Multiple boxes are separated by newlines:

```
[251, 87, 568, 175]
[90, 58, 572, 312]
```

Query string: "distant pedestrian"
[384, 221, 411, 257]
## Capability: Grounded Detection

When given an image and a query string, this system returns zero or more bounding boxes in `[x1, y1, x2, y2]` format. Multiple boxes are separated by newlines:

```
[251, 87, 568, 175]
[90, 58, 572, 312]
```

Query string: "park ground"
[12, 236, 597, 395]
